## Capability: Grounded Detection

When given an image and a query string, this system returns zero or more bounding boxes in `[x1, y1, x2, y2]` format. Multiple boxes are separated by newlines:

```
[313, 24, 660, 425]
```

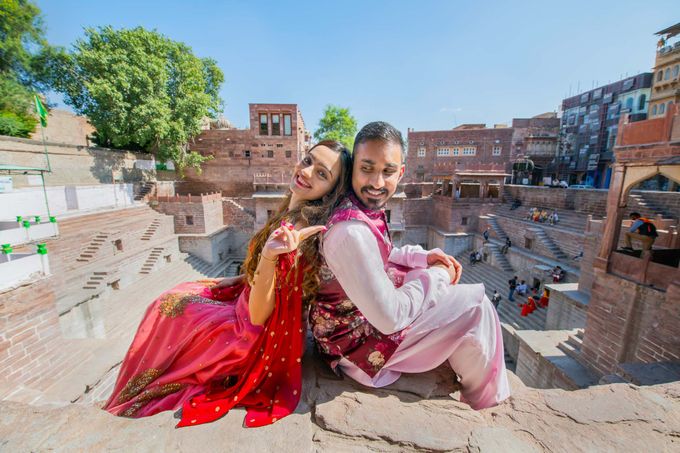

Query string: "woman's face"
[289, 145, 342, 202]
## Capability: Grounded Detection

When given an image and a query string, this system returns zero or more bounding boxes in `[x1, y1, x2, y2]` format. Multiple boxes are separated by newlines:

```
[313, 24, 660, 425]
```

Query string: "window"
[657, 71, 663, 82]
[580, 93, 589, 103]
[244, 150, 251, 158]
[622, 78, 634, 90]
[462, 146, 476, 156]
[665, 68, 671, 80]
[589, 104, 599, 114]
[452, 147, 460, 156]
[673, 65, 680, 78]
[285, 150, 292, 158]
[114, 239, 123, 252]
[267, 150, 274, 158]
[659, 103, 666, 114]
[417, 147, 426, 157]
[625, 98, 634, 110]
[492, 146, 502, 156]
[259, 114, 268, 135]
[652, 104, 658, 115]
[436, 147, 451, 156]
[271, 114, 281, 135]
[592, 88, 602, 100]
[525, 237, 533, 250]
[638, 94, 646, 111]
[276, 143, 283, 148]
[283, 114, 292, 136]
[186, 215, 194, 225]
[461, 217, 468, 225]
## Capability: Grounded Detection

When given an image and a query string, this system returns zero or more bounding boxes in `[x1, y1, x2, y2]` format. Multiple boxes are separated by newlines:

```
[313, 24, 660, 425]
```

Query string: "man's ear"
[398, 164, 406, 181]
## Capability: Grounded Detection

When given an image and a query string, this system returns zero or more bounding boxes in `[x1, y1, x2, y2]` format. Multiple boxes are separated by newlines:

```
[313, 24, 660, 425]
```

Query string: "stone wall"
[432, 197, 496, 233]
[544, 283, 588, 330]
[0, 277, 61, 387]
[580, 269, 680, 377]
[503, 185, 608, 216]
[0, 136, 157, 187]
[152, 193, 223, 234]
[515, 330, 586, 390]
[28, 109, 94, 147]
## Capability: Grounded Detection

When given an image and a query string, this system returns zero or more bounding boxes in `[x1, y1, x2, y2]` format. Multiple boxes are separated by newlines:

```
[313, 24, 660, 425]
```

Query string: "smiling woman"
[103, 140, 352, 428]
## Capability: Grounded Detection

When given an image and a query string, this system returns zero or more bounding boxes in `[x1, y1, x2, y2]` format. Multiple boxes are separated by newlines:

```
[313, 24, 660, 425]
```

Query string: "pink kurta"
[322, 221, 511, 410]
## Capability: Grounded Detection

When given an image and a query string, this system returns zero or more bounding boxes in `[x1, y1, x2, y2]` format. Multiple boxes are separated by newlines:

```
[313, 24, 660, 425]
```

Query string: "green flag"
[34, 94, 48, 127]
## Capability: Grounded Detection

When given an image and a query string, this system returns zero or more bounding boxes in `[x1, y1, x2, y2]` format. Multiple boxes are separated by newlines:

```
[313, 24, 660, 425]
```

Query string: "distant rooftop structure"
[655, 22, 680, 38]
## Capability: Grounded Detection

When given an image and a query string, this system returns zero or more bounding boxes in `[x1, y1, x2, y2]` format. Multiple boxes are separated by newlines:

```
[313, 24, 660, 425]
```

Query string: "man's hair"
[353, 121, 406, 163]
[630, 212, 641, 218]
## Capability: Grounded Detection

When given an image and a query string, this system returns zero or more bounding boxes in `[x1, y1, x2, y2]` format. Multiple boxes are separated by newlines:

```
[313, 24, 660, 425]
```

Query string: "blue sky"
[36, 0, 676, 135]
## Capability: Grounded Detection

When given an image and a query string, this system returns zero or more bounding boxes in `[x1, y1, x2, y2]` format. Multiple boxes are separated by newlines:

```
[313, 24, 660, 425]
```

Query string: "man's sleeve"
[323, 221, 450, 335]
[388, 244, 432, 269]
[629, 219, 643, 233]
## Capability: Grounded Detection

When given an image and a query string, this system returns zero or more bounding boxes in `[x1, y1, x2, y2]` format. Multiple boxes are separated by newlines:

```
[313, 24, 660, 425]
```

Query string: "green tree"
[46, 26, 224, 175]
[313, 105, 357, 150]
[0, 0, 49, 137]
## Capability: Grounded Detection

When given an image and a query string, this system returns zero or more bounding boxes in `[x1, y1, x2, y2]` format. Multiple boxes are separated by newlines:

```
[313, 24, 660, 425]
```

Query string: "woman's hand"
[261, 221, 327, 260]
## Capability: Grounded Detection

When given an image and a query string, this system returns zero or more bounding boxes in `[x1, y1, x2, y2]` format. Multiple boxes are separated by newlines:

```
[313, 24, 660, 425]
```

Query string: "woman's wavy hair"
[242, 140, 352, 308]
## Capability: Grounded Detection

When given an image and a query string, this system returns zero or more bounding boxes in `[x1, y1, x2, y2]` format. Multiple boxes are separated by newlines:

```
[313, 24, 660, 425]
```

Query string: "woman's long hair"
[242, 140, 352, 308]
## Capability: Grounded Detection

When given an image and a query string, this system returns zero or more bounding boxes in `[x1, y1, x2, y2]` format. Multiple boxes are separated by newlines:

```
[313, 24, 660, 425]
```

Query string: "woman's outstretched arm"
[248, 223, 325, 326]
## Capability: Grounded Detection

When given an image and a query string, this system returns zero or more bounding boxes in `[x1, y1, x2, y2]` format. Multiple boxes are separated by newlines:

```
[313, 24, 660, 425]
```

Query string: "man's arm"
[323, 221, 450, 335]
[388, 244, 430, 268]
[629, 219, 644, 233]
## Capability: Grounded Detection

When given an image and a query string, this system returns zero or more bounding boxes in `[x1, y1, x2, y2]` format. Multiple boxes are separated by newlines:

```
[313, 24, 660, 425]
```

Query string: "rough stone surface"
[1, 362, 679, 452]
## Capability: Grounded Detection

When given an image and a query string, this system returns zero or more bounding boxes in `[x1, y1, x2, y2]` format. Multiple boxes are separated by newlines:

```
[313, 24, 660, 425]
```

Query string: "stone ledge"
[1, 365, 678, 452]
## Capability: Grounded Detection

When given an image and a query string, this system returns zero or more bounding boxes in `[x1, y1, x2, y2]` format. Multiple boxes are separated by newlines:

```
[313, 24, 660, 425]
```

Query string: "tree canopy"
[313, 105, 357, 150]
[0, 0, 47, 137]
[46, 26, 224, 175]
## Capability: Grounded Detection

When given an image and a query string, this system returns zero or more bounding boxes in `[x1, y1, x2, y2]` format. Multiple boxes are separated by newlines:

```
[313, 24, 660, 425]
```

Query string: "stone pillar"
[595, 164, 626, 270]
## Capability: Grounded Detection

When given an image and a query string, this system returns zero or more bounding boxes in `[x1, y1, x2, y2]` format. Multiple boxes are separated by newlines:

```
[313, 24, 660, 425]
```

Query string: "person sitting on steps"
[623, 212, 658, 251]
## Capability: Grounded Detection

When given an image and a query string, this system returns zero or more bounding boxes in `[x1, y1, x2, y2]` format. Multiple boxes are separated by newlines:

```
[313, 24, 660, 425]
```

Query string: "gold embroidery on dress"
[120, 383, 185, 417]
[158, 293, 229, 318]
[117, 368, 162, 404]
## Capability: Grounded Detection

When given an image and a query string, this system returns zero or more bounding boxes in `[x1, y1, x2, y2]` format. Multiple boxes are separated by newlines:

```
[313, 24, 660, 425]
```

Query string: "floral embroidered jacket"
[309, 194, 411, 377]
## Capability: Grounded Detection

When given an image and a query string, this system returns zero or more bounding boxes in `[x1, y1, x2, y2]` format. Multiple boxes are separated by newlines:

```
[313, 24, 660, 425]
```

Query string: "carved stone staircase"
[82, 271, 109, 290]
[75, 233, 111, 263]
[141, 218, 161, 241]
[532, 228, 568, 260]
[139, 247, 164, 274]
[134, 181, 156, 201]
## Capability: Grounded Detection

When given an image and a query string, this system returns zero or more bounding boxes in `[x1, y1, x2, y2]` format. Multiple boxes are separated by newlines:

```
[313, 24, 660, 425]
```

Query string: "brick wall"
[431, 197, 496, 233]
[580, 270, 680, 377]
[153, 193, 223, 234]
[405, 127, 514, 182]
[181, 104, 308, 197]
[403, 198, 434, 226]
[0, 136, 156, 187]
[0, 278, 61, 386]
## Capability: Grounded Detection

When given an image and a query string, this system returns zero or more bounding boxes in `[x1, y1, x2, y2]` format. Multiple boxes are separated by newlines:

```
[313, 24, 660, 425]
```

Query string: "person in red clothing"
[538, 289, 550, 308]
[103, 142, 352, 428]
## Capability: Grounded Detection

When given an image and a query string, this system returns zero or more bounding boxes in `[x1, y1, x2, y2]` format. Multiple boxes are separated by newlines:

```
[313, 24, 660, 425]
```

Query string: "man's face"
[352, 139, 405, 210]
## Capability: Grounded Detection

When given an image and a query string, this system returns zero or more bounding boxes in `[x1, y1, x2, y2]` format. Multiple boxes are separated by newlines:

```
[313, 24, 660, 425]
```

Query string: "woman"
[103, 141, 352, 428]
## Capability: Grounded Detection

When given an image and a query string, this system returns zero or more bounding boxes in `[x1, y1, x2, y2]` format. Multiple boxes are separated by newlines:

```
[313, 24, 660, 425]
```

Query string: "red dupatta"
[177, 252, 304, 428]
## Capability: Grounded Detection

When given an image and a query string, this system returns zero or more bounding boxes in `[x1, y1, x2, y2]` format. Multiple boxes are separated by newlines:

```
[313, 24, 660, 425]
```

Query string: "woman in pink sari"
[103, 141, 352, 428]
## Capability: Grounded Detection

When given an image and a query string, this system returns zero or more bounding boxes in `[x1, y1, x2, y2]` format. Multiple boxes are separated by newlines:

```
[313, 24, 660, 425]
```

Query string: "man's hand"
[427, 250, 462, 284]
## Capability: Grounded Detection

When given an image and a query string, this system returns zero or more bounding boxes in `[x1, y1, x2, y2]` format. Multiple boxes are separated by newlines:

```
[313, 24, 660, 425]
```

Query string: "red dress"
[103, 252, 304, 428]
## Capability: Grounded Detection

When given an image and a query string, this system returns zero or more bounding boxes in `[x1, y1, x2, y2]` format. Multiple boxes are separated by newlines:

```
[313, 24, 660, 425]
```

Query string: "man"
[501, 237, 512, 254]
[483, 227, 490, 242]
[516, 280, 528, 296]
[508, 275, 518, 302]
[491, 290, 501, 309]
[551, 265, 565, 283]
[310, 122, 509, 410]
[623, 212, 658, 251]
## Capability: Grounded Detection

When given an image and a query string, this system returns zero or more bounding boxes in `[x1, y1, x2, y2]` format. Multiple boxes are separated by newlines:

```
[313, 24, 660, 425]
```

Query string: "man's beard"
[358, 186, 389, 210]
